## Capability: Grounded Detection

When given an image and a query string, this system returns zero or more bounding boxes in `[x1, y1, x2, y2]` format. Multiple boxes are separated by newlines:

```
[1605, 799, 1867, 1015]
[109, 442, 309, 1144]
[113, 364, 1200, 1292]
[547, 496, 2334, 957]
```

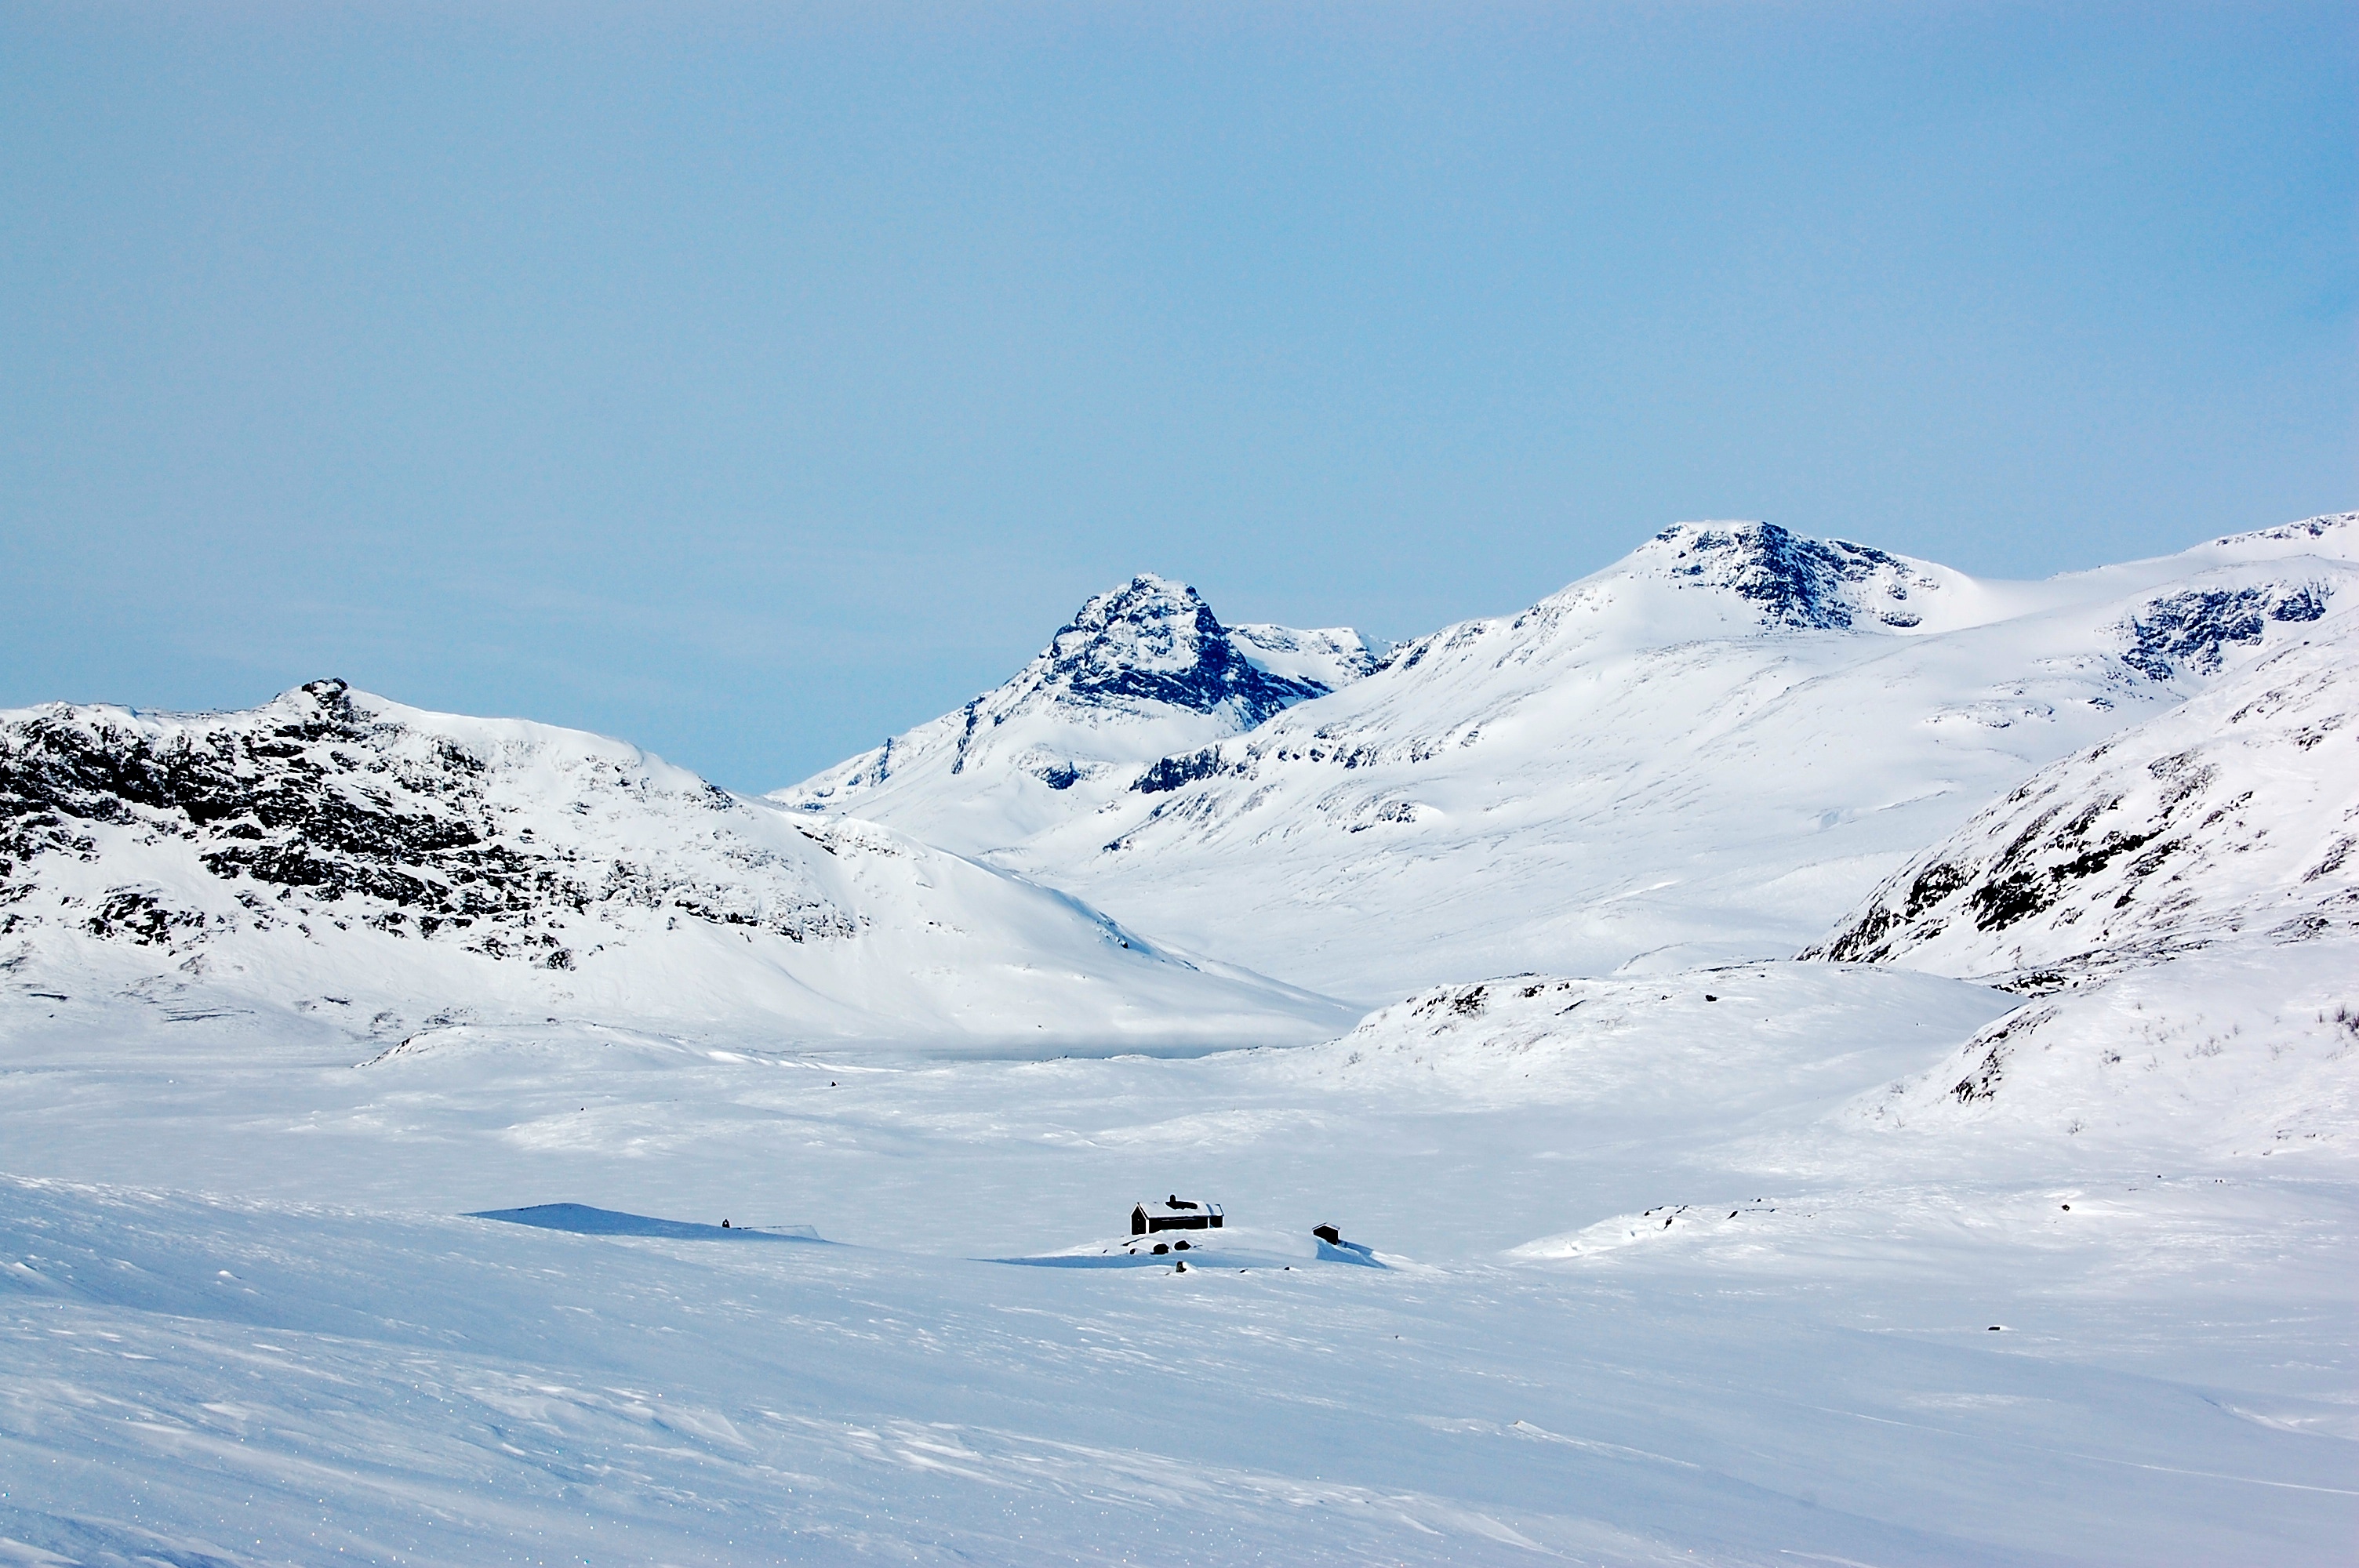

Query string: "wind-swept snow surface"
[3, 962, 2353, 1566]
[787, 516, 2356, 1002]
[0, 681, 1344, 1047]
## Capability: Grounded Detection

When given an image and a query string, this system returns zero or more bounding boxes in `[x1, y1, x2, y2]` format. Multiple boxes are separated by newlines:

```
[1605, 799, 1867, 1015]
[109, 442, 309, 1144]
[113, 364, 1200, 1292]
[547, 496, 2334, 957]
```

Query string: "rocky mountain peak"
[775, 576, 1379, 829]
[1634, 521, 1947, 630]
[1031, 574, 1339, 727]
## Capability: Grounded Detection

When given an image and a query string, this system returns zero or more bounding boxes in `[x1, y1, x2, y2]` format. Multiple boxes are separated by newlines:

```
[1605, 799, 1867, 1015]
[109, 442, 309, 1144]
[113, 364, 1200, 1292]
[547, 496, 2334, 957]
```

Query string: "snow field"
[3, 960, 2354, 1564]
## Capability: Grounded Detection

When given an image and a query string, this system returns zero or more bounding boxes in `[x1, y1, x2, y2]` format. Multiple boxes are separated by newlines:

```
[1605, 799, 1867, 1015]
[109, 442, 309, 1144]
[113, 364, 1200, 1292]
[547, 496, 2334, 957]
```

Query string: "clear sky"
[3, 3, 2351, 789]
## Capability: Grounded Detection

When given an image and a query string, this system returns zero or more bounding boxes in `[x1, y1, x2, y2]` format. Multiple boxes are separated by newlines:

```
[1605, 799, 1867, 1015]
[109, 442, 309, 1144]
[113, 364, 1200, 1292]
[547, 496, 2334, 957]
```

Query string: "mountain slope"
[0, 681, 1347, 1047]
[912, 516, 2354, 1000]
[775, 575, 1379, 851]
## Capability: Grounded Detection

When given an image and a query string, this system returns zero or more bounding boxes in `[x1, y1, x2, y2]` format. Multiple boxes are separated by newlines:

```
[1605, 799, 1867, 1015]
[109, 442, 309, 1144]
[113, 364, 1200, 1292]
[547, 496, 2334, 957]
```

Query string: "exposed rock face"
[2117, 583, 2328, 681]
[1028, 576, 1347, 733]
[0, 680, 849, 970]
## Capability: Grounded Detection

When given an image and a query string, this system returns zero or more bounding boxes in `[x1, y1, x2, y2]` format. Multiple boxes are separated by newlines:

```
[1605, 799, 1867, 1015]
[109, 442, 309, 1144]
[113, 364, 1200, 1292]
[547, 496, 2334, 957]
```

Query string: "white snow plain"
[3, 960, 2350, 1566]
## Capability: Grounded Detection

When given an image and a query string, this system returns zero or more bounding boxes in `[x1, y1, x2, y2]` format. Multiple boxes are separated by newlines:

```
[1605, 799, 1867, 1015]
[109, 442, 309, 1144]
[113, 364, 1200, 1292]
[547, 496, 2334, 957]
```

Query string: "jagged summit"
[1027, 574, 1361, 728]
[773, 575, 1379, 848]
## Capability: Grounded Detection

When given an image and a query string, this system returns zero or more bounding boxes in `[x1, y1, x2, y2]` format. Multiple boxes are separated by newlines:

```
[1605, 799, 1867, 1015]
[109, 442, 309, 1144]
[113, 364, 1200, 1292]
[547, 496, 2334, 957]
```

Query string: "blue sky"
[3, 3, 2350, 789]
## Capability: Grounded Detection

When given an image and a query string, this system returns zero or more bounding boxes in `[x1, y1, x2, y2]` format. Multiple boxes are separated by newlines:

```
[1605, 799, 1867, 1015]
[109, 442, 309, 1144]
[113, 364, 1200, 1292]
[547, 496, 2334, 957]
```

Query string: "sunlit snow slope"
[775, 574, 1380, 849]
[787, 515, 2354, 1001]
[0, 681, 1345, 1047]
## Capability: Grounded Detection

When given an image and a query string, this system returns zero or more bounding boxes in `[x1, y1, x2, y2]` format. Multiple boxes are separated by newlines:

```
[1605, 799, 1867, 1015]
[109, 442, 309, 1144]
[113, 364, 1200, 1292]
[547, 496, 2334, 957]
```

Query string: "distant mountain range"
[5, 513, 2351, 1048]
[783, 514, 2357, 1001]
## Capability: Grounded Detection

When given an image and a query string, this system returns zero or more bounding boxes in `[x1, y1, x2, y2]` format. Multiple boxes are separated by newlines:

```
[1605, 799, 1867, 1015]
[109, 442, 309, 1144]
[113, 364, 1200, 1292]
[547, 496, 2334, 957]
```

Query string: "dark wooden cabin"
[1130, 1195, 1224, 1235]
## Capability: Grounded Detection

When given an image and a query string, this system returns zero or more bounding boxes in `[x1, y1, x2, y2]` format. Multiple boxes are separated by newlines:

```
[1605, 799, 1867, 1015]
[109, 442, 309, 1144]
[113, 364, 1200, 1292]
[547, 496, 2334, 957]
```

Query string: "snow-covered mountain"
[1201, 598, 2359, 1163]
[790, 514, 2355, 1002]
[0, 681, 1346, 1047]
[775, 574, 1380, 850]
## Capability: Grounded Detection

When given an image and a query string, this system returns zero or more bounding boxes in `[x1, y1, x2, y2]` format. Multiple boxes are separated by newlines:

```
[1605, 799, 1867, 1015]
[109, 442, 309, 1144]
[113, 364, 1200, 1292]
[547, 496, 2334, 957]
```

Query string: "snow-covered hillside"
[802, 515, 2354, 1001]
[775, 574, 1380, 850]
[0, 681, 1344, 1046]
[1810, 606, 2359, 986]
[1797, 605, 2359, 1152]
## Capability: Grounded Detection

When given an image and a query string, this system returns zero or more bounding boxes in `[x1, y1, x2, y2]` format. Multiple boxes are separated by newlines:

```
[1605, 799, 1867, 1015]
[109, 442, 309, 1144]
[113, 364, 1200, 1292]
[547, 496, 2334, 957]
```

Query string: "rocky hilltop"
[1807, 606, 2359, 989]
[0, 681, 1346, 1045]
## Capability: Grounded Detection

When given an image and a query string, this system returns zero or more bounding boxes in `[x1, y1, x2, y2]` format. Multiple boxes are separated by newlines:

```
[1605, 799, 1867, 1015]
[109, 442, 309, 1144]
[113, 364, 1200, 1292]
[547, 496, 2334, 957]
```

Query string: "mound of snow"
[1856, 938, 2359, 1159]
[1264, 962, 2017, 1119]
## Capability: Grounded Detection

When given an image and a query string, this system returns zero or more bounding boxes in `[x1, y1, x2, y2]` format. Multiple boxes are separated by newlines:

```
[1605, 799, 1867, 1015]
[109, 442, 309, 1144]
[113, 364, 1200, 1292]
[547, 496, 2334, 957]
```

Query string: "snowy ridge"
[2186, 509, 2359, 562]
[0, 681, 1345, 1044]
[774, 574, 1378, 851]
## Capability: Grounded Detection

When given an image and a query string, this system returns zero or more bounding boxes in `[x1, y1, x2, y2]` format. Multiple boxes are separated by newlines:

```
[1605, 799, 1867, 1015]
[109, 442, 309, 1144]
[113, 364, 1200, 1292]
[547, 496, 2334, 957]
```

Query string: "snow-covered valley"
[3, 517, 2354, 1565]
[6, 963, 2352, 1566]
